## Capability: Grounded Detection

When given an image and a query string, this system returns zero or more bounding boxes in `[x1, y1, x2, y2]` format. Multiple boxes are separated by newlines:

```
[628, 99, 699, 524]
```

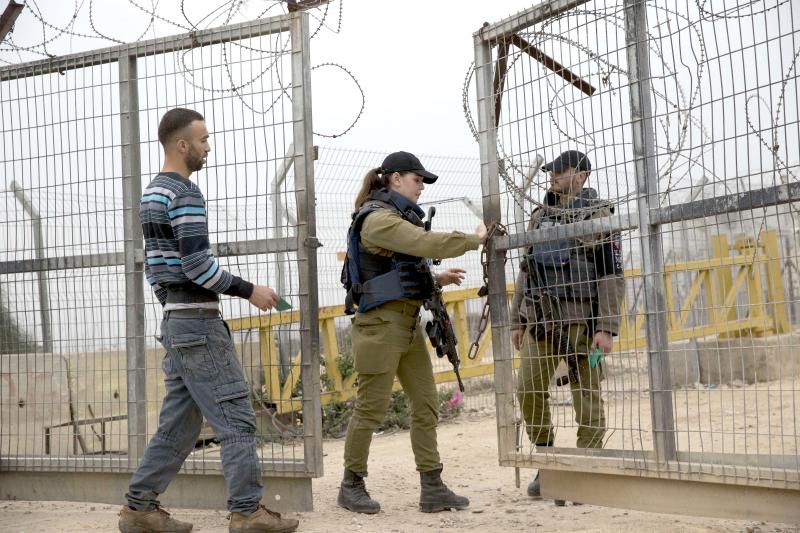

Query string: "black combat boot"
[337, 469, 380, 514]
[418, 466, 470, 513]
[527, 472, 541, 498]
[527, 439, 553, 499]
[529, 473, 570, 505]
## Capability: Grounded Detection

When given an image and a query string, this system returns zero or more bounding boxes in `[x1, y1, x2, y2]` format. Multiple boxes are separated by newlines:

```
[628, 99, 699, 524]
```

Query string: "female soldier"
[338, 151, 487, 514]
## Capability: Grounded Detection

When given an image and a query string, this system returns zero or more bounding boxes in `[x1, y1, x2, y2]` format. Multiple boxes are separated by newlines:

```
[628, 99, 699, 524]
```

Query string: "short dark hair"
[158, 108, 204, 147]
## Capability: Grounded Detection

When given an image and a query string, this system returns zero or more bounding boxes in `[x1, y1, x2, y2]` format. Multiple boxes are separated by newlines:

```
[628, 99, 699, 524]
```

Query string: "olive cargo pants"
[517, 323, 606, 448]
[343, 302, 441, 474]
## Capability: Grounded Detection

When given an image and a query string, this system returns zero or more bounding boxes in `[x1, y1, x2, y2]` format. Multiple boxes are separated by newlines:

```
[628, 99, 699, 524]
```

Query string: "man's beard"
[185, 150, 206, 172]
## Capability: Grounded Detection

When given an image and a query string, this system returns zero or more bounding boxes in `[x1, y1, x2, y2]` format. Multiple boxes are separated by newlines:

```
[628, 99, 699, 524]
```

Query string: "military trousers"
[343, 301, 441, 474]
[517, 323, 606, 448]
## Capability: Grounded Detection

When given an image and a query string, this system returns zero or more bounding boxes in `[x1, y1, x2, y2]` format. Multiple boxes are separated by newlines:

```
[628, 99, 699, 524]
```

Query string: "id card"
[274, 297, 293, 311]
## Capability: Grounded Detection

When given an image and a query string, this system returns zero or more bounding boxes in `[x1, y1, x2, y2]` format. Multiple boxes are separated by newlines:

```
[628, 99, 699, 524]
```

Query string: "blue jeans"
[126, 314, 263, 514]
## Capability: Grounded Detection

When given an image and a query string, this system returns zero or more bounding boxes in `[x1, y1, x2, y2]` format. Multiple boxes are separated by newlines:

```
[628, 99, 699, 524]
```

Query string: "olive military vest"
[525, 188, 608, 300]
[341, 188, 434, 314]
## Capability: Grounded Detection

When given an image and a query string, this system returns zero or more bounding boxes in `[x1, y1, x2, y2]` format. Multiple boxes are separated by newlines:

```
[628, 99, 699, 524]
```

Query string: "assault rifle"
[422, 207, 465, 392]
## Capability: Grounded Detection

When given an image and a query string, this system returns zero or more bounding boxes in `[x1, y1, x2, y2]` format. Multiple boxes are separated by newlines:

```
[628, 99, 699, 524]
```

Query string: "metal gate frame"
[473, 0, 800, 522]
[0, 12, 321, 511]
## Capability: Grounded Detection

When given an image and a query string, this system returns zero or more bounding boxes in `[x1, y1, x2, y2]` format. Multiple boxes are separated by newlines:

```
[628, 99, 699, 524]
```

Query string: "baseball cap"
[380, 151, 439, 184]
[542, 150, 591, 173]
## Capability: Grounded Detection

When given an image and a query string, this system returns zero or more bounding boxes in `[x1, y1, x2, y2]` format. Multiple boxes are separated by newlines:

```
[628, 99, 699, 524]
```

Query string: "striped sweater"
[140, 172, 254, 307]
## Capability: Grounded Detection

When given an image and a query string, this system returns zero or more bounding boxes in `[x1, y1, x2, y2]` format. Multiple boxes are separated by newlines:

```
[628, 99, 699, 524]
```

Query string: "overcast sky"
[1, 0, 531, 158]
[306, 0, 529, 157]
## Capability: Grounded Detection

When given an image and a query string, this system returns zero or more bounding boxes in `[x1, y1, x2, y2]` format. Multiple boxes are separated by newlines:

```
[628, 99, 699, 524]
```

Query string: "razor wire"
[1, 0, 364, 138]
[462, 1, 800, 217]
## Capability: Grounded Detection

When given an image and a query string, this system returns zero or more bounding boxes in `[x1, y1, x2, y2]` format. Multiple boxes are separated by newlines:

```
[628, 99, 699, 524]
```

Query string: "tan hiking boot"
[118, 506, 193, 533]
[228, 505, 299, 533]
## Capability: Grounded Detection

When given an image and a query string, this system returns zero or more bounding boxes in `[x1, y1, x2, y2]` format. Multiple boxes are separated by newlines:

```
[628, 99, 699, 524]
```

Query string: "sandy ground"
[1, 411, 798, 533]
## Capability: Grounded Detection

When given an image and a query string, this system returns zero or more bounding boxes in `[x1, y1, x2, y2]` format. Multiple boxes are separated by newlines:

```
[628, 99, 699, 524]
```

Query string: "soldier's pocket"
[352, 313, 398, 374]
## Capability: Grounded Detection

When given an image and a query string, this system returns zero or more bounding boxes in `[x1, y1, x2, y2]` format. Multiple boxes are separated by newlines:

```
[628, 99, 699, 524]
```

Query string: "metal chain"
[468, 222, 507, 360]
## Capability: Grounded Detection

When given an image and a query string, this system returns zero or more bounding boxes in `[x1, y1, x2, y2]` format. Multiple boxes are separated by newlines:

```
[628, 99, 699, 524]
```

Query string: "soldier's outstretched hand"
[436, 268, 466, 287]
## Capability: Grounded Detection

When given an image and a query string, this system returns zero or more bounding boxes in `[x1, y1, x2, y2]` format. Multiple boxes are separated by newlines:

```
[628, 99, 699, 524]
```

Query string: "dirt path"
[1, 412, 797, 532]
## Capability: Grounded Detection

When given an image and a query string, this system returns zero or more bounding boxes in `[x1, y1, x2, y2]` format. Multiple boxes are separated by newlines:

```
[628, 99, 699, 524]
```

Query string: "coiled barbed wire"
[695, 0, 792, 20]
[1, 0, 364, 139]
[310, 62, 365, 138]
[462, 1, 796, 216]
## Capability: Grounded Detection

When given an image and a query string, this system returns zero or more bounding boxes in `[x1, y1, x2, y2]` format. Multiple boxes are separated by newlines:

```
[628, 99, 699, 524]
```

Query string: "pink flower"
[446, 390, 463, 410]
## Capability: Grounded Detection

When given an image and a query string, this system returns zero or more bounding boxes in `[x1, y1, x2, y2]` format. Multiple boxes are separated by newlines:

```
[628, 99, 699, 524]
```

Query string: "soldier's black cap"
[542, 150, 591, 173]
[380, 151, 438, 184]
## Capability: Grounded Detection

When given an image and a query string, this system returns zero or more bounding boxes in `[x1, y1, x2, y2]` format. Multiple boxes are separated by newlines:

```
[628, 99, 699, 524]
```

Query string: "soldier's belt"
[379, 300, 421, 318]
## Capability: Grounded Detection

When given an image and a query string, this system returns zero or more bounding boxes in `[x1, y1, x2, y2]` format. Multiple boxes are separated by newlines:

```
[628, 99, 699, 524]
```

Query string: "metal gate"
[0, 11, 320, 510]
[473, 0, 800, 521]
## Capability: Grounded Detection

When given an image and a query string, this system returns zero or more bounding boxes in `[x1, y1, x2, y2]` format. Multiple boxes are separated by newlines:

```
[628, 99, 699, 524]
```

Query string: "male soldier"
[119, 108, 299, 533]
[509, 150, 624, 505]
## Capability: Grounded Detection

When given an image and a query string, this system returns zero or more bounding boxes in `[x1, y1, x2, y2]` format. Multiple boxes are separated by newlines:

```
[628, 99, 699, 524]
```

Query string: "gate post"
[473, 30, 517, 462]
[624, 0, 676, 462]
[119, 52, 148, 466]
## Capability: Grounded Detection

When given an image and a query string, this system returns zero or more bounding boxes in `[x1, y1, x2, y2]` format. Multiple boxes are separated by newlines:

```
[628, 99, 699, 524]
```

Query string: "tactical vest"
[341, 189, 434, 314]
[525, 189, 606, 300]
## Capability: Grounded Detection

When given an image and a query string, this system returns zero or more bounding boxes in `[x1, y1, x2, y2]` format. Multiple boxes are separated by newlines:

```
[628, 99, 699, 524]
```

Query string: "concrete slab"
[666, 339, 701, 387]
[0, 471, 313, 512]
[697, 331, 800, 385]
[1, 340, 266, 456]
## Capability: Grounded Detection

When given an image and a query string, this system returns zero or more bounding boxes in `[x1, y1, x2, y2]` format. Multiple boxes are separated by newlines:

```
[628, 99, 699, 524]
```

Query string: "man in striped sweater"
[119, 108, 299, 533]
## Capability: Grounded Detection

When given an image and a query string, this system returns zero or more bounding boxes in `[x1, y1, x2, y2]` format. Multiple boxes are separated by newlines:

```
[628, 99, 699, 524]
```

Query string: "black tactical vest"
[341, 189, 434, 314]
[525, 188, 607, 300]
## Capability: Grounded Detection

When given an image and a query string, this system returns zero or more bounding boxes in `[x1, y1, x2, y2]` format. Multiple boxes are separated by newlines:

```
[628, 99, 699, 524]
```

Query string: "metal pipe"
[271, 143, 295, 302]
[474, 29, 518, 462]
[291, 12, 323, 476]
[477, 0, 592, 43]
[119, 53, 147, 465]
[514, 155, 544, 235]
[9, 180, 52, 353]
[508, 33, 597, 96]
[0, 14, 294, 81]
[459, 197, 484, 220]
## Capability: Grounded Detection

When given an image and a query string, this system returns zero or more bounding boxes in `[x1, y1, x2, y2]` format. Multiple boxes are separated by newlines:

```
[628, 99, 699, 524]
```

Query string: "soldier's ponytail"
[354, 167, 390, 211]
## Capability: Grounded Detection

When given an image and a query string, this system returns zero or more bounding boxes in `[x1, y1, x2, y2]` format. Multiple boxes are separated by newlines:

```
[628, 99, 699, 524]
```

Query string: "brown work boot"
[118, 506, 192, 533]
[228, 505, 299, 533]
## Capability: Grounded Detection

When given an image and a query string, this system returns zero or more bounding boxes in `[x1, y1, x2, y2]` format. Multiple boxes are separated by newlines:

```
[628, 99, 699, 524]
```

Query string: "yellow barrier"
[227, 230, 789, 413]
[617, 229, 790, 350]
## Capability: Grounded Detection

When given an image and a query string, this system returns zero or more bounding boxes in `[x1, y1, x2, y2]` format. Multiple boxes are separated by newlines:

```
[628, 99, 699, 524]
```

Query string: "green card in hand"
[274, 297, 292, 311]
[589, 347, 604, 369]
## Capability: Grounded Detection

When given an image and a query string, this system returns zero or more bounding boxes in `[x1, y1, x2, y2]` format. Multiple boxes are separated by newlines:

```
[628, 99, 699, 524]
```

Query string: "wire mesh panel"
[313, 147, 495, 415]
[0, 56, 128, 463]
[0, 12, 321, 479]
[472, 0, 800, 507]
